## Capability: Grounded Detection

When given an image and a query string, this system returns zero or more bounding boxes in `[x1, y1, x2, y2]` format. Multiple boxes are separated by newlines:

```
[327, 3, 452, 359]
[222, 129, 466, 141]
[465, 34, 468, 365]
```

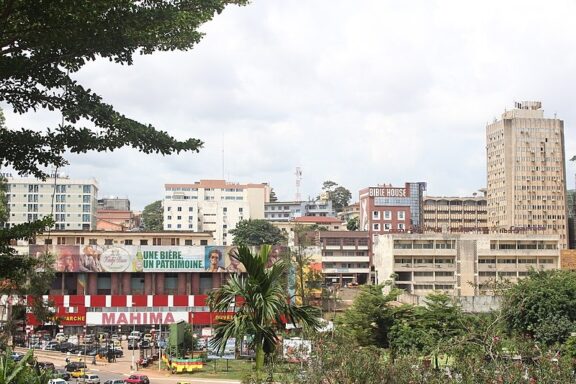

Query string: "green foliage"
[346, 216, 359, 231]
[0, 348, 52, 384]
[336, 284, 401, 348]
[0, 0, 247, 179]
[230, 219, 286, 246]
[502, 269, 576, 345]
[389, 293, 465, 355]
[142, 200, 163, 231]
[320, 181, 352, 213]
[207, 245, 321, 375]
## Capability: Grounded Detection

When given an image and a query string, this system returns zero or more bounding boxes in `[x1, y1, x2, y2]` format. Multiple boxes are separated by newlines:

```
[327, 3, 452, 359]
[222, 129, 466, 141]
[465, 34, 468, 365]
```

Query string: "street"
[15, 346, 240, 384]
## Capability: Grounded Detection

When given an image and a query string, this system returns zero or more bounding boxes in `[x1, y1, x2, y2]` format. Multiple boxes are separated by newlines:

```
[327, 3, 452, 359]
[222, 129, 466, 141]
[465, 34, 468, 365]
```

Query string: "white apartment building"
[373, 233, 560, 297]
[163, 180, 270, 244]
[486, 101, 568, 248]
[4, 174, 99, 230]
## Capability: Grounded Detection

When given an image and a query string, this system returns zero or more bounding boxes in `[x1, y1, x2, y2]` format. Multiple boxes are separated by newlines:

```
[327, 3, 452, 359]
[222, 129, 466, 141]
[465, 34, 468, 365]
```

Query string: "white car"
[55, 333, 67, 342]
[127, 331, 142, 341]
[81, 374, 100, 384]
[48, 380, 67, 384]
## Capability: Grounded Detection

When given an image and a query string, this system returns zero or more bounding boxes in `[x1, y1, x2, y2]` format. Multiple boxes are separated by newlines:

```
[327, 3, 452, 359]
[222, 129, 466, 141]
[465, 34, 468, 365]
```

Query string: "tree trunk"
[255, 339, 265, 376]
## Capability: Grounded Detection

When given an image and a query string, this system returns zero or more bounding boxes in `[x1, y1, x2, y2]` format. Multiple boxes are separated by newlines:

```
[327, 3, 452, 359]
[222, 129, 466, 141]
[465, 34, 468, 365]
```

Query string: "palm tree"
[207, 244, 321, 374]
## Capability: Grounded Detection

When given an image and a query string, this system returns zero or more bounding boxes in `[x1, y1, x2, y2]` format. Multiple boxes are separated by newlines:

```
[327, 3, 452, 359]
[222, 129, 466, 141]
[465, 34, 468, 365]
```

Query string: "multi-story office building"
[163, 180, 270, 244]
[4, 174, 98, 230]
[373, 233, 560, 297]
[264, 200, 336, 222]
[97, 197, 130, 211]
[423, 194, 488, 234]
[337, 202, 360, 222]
[486, 101, 568, 248]
[318, 231, 370, 285]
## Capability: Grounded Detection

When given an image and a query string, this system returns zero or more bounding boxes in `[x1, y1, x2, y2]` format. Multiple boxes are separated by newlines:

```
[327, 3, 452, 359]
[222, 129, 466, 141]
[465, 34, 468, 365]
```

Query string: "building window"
[384, 211, 391, 220]
[153, 238, 161, 246]
[124, 239, 133, 245]
[140, 240, 148, 245]
[372, 211, 380, 220]
[384, 223, 392, 231]
[75, 237, 84, 245]
[185, 240, 193, 246]
[372, 223, 380, 231]
[97, 274, 111, 295]
[165, 273, 178, 294]
[177, 207, 182, 212]
[82, 214, 90, 222]
[398, 223, 405, 231]
[239, 207, 243, 213]
[167, 224, 172, 229]
[83, 185, 91, 193]
[44, 239, 53, 245]
[104, 239, 113, 245]
[398, 211, 405, 220]
[200, 240, 208, 245]
[130, 273, 145, 294]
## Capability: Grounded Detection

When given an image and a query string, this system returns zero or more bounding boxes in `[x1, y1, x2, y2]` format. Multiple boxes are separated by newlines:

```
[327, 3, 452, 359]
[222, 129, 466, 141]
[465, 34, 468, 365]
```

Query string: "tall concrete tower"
[486, 101, 568, 248]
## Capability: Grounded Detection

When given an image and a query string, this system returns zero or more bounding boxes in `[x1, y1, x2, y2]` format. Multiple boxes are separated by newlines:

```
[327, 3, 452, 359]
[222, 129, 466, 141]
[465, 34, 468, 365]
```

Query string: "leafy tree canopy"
[230, 219, 286, 246]
[0, 0, 247, 179]
[141, 200, 163, 231]
[502, 269, 576, 345]
[320, 180, 352, 213]
[346, 216, 359, 231]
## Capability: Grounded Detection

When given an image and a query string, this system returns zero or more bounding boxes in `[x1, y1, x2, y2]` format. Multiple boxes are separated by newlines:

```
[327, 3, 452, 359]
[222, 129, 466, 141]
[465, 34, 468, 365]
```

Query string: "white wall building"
[373, 233, 560, 297]
[163, 180, 270, 244]
[4, 174, 99, 230]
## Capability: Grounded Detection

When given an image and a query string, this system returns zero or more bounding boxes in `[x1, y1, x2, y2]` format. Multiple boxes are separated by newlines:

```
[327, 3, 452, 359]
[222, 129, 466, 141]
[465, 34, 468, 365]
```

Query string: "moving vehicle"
[80, 374, 100, 384]
[53, 368, 71, 380]
[124, 375, 150, 384]
[65, 361, 87, 372]
[48, 379, 67, 384]
[104, 380, 125, 384]
[70, 369, 87, 379]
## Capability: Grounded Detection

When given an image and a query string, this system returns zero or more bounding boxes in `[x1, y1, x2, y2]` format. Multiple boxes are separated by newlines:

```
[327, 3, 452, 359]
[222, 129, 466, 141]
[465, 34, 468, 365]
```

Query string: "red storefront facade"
[26, 294, 235, 334]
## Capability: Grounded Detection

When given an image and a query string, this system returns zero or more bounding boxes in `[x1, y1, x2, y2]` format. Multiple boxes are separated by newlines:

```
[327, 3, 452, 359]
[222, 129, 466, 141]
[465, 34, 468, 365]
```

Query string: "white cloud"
[2, 0, 576, 208]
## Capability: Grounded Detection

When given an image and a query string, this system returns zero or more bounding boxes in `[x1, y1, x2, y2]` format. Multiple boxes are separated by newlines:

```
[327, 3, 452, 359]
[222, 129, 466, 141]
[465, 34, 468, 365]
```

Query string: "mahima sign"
[86, 311, 188, 325]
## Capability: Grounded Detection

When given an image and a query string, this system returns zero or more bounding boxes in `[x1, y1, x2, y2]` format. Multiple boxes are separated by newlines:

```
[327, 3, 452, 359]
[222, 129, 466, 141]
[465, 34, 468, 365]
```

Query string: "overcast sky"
[3, 0, 576, 210]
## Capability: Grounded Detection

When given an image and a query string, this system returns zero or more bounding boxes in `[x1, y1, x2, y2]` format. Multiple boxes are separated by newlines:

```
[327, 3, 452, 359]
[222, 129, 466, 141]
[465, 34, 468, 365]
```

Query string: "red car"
[124, 375, 149, 384]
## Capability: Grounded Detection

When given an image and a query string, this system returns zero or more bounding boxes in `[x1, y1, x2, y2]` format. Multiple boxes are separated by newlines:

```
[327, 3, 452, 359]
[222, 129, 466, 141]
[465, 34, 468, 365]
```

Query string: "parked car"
[127, 331, 142, 341]
[58, 342, 76, 353]
[55, 333, 68, 342]
[97, 347, 123, 358]
[84, 334, 95, 344]
[44, 342, 60, 351]
[80, 374, 100, 384]
[53, 368, 71, 380]
[127, 341, 138, 350]
[124, 374, 149, 384]
[67, 335, 79, 345]
[10, 352, 24, 362]
[139, 340, 150, 349]
[37, 361, 56, 371]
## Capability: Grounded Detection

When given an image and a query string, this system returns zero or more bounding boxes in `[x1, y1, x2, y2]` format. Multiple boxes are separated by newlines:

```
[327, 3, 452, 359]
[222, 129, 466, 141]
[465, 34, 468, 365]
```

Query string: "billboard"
[86, 311, 189, 325]
[30, 245, 247, 273]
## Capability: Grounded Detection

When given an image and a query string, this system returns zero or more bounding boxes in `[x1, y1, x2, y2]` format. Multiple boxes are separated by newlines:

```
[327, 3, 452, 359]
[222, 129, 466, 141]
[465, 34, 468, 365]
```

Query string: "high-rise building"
[163, 180, 270, 244]
[486, 101, 568, 248]
[4, 174, 98, 230]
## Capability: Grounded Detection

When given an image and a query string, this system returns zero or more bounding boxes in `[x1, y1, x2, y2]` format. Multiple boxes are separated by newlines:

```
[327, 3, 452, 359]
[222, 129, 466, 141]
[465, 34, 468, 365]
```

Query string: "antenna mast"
[295, 167, 302, 202]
